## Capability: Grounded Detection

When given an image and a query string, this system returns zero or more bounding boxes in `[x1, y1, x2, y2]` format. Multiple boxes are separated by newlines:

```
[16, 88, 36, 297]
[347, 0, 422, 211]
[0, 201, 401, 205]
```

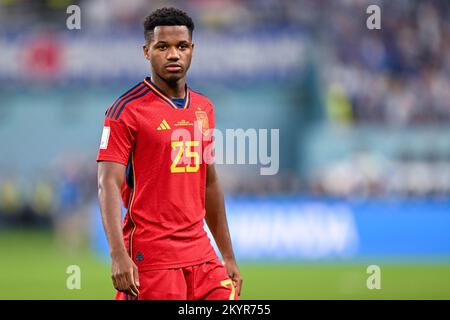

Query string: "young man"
[96, 7, 242, 300]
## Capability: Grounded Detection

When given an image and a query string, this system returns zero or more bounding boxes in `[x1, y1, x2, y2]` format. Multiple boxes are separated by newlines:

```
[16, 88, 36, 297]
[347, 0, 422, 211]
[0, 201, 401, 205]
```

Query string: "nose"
[166, 46, 180, 61]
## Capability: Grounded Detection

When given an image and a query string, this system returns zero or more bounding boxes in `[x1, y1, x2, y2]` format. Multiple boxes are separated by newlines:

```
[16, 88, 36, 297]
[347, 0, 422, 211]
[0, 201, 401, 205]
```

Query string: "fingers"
[112, 268, 139, 297]
[237, 278, 243, 296]
[233, 276, 244, 296]
[133, 266, 140, 288]
[231, 274, 243, 296]
[112, 275, 119, 292]
[128, 268, 140, 296]
[225, 262, 243, 297]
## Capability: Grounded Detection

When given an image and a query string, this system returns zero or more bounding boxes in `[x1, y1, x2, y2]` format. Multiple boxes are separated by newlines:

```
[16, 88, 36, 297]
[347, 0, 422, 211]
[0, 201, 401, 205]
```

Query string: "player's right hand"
[111, 250, 140, 297]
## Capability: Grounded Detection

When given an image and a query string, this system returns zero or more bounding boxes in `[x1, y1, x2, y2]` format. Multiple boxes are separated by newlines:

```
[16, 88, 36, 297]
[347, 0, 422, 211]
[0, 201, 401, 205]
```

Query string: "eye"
[178, 43, 188, 50]
[158, 44, 167, 50]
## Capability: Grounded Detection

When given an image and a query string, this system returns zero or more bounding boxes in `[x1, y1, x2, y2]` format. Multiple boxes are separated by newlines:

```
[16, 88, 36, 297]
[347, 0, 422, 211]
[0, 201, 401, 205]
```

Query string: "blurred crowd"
[310, 150, 450, 198]
[0, 154, 96, 249]
[321, 0, 450, 126]
[1, 0, 448, 125]
[0, 0, 449, 231]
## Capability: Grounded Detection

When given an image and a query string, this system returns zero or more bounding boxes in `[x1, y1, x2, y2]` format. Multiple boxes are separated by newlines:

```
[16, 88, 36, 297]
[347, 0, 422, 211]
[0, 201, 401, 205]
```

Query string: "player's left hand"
[223, 259, 243, 297]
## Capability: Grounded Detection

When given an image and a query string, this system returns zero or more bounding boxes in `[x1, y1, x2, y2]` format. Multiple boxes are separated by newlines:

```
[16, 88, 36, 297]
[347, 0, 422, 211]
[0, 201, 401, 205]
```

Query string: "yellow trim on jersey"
[220, 279, 236, 300]
[144, 78, 190, 109]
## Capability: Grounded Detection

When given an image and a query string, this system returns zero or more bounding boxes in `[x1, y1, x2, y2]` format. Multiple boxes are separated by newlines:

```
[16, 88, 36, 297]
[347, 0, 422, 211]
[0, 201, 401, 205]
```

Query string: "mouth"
[165, 64, 182, 72]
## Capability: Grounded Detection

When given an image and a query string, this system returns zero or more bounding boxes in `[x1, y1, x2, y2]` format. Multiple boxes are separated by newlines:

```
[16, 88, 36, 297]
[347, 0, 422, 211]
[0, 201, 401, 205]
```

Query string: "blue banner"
[91, 197, 450, 261]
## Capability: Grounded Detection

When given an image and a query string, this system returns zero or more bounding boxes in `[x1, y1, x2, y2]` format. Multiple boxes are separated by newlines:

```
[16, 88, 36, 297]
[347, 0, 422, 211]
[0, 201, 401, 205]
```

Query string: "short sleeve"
[96, 112, 137, 166]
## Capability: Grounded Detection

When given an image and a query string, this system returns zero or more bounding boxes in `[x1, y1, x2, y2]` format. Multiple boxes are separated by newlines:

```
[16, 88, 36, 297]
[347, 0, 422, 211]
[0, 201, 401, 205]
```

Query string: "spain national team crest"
[195, 110, 209, 135]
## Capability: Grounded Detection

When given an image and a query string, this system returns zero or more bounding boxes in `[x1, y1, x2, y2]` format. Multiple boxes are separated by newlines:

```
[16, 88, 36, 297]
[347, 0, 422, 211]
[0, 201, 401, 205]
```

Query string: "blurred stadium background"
[1, 0, 450, 299]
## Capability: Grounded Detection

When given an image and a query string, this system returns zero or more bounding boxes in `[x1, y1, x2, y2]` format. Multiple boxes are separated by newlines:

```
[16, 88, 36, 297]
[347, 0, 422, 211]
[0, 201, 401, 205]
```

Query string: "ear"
[143, 45, 150, 61]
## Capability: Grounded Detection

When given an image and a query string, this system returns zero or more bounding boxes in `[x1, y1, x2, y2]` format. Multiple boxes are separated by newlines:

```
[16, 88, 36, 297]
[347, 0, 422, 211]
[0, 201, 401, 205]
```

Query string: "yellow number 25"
[171, 140, 200, 173]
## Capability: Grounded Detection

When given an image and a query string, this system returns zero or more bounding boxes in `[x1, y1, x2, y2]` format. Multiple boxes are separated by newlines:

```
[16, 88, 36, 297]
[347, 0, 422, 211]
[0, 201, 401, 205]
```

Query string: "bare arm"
[205, 164, 243, 296]
[97, 161, 139, 297]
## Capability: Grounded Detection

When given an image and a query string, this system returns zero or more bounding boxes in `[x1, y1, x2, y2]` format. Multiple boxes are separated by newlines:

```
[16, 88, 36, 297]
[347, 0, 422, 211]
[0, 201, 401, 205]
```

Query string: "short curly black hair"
[143, 7, 195, 43]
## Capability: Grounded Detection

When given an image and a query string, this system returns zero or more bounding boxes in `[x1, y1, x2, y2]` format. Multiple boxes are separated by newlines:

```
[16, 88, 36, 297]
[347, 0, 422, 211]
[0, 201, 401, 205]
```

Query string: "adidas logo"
[157, 119, 171, 130]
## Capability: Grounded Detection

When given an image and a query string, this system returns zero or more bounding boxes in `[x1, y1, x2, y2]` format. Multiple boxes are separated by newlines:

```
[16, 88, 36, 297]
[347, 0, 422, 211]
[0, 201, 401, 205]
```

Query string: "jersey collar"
[143, 77, 190, 110]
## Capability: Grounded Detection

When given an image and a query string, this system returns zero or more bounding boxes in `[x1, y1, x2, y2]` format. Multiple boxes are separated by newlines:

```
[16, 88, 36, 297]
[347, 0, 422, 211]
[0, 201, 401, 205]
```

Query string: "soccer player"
[96, 7, 242, 300]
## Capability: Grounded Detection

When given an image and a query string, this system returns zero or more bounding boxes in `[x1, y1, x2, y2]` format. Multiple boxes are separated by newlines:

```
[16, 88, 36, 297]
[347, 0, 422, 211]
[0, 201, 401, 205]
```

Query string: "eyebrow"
[154, 40, 190, 45]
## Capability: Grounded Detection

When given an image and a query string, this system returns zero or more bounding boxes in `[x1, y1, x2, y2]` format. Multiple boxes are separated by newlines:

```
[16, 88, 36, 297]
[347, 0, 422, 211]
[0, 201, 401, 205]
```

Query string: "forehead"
[151, 25, 191, 42]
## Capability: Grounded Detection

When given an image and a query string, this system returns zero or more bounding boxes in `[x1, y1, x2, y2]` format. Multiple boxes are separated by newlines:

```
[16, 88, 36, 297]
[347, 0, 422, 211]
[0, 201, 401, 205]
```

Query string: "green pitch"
[0, 230, 449, 299]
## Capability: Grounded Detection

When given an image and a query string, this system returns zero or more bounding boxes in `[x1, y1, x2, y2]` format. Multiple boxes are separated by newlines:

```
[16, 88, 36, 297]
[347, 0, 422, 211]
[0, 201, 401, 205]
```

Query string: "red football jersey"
[97, 77, 217, 271]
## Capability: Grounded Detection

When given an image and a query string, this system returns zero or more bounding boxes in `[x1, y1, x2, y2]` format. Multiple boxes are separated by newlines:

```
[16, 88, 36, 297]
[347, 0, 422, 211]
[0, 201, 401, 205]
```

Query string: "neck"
[151, 74, 186, 99]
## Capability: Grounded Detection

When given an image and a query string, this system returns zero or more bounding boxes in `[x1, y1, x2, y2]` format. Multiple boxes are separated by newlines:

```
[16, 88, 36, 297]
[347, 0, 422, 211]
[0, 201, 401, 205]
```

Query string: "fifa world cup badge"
[195, 110, 209, 135]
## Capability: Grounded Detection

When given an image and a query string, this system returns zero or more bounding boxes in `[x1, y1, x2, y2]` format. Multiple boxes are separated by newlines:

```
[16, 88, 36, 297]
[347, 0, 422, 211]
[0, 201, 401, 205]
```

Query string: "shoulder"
[189, 88, 214, 109]
[105, 81, 152, 120]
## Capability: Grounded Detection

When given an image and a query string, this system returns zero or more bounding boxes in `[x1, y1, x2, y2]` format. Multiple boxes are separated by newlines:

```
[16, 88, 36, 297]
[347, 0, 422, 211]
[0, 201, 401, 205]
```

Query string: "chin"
[164, 74, 183, 83]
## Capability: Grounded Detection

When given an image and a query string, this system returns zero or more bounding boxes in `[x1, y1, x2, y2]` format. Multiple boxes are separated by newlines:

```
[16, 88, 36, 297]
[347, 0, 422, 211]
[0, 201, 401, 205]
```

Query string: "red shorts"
[115, 258, 238, 300]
